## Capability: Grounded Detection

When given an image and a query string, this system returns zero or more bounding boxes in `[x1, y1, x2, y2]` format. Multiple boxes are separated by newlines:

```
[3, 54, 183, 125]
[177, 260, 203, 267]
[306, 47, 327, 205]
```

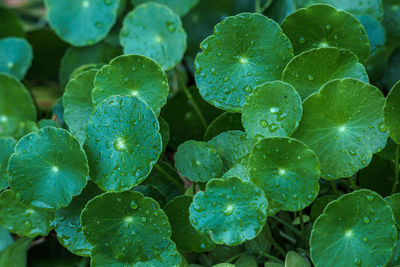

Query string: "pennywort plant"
[0, 0, 400, 266]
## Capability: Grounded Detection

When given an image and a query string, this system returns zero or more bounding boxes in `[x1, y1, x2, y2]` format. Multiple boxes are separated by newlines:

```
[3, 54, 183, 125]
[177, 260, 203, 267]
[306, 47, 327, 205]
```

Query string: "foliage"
[0, 0, 400, 266]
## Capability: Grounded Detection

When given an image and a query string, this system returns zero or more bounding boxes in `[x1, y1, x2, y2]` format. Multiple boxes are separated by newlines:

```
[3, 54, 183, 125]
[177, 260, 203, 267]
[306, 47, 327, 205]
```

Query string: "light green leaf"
[0, 237, 31, 267]
[175, 140, 223, 183]
[8, 127, 89, 210]
[84, 95, 162, 192]
[0, 190, 55, 237]
[384, 81, 400, 144]
[120, 3, 187, 70]
[63, 69, 97, 144]
[204, 112, 243, 141]
[293, 78, 387, 180]
[163, 195, 215, 252]
[0, 37, 32, 80]
[130, 0, 198, 16]
[0, 137, 15, 190]
[242, 81, 302, 138]
[189, 177, 268, 246]
[282, 48, 369, 100]
[194, 12, 293, 112]
[45, 0, 120, 46]
[92, 54, 169, 116]
[81, 191, 171, 264]
[310, 189, 397, 267]
[249, 137, 320, 213]
[281, 4, 370, 62]
[55, 182, 102, 257]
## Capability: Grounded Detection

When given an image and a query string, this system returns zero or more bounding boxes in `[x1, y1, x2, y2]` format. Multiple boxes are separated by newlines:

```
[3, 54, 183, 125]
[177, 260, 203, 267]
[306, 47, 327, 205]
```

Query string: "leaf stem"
[255, 0, 274, 13]
[271, 215, 301, 235]
[267, 233, 286, 258]
[177, 71, 208, 130]
[78, 257, 89, 267]
[263, 253, 284, 264]
[330, 181, 339, 196]
[226, 251, 246, 263]
[299, 210, 306, 248]
[391, 144, 400, 194]
[192, 182, 196, 195]
[154, 163, 184, 190]
[349, 177, 357, 191]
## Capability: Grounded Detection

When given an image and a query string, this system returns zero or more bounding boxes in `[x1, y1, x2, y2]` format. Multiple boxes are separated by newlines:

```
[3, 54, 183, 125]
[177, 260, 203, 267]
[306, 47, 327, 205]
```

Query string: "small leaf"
[0, 37, 32, 80]
[204, 112, 243, 141]
[285, 251, 309, 267]
[0, 225, 13, 252]
[189, 177, 268, 246]
[383, 81, 400, 144]
[84, 95, 162, 192]
[8, 127, 90, 210]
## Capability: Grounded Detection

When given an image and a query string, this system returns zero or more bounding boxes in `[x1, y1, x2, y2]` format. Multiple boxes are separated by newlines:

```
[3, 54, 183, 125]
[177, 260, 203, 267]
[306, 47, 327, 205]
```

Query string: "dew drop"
[298, 37, 305, 44]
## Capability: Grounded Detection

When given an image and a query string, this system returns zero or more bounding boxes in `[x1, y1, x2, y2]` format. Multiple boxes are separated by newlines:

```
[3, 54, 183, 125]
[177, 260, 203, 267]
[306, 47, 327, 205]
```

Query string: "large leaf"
[0, 37, 32, 80]
[281, 4, 370, 62]
[189, 177, 268, 246]
[293, 78, 387, 180]
[282, 48, 369, 100]
[84, 95, 162, 191]
[120, 3, 187, 70]
[45, 0, 120, 46]
[130, 0, 199, 16]
[194, 12, 293, 112]
[0, 137, 15, 190]
[310, 189, 397, 267]
[384, 81, 400, 144]
[8, 127, 89, 210]
[249, 137, 320, 213]
[81, 191, 172, 264]
[241, 81, 302, 138]
[92, 54, 169, 116]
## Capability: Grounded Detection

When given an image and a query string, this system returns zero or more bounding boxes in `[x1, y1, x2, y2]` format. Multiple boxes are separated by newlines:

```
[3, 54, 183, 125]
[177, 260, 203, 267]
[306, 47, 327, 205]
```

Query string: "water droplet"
[268, 123, 279, 132]
[130, 200, 138, 209]
[95, 21, 104, 28]
[363, 217, 370, 223]
[326, 24, 331, 30]
[362, 237, 368, 242]
[298, 37, 305, 44]
[366, 195, 374, 201]
[165, 22, 176, 32]
[260, 120, 268, 128]
[307, 75, 314, 81]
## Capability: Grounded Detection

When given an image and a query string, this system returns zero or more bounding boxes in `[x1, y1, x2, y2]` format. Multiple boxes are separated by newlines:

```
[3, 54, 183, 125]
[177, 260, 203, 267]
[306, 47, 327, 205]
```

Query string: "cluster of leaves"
[1, 0, 400, 266]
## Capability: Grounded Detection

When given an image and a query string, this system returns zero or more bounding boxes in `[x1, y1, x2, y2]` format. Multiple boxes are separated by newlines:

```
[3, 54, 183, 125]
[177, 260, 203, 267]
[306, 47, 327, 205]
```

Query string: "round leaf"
[63, 69, 97, 144]
[92, 54, 169, 116]
[249, 137, 320, 213]
[81, 191, 171, 264]
[189, 177, 268, 246]
[130, 0, 199, 16]
[0, 7, 24, 39]
[158, 117, 170, 153]
[120, 3, 187, 70]
[204, 112, 243, 141]
[9, 127, 90, 210]
[45, 0, 120, 46]
[0, 37, 32, 80]
[0, 137, 15, 190]
[293, 78, 387, 180]
[194, 12, 293, 112]
[0, 190, 55, 238]
[174, 140, 223, 183]
[242, 81, 302, 138]
[310, 189, 397, 267]
[281, 4, 370, 62]
[385, 193, 400, 230]
[282, 48, 369, 100]
[357, 15, 386, 57]
[384, 81, 400, 144]
[54, 182, 102, 256]
[163, 195, 215, 252]
[84, 95, 162, 191]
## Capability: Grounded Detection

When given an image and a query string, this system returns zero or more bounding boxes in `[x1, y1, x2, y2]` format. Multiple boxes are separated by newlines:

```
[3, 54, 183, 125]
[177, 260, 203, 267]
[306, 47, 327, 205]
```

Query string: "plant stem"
[267, 234, 286, 258]
[78, 257, 89, 267]
[330, 181, 339, 196]
[177, 71, 208, 130]
[255, 0, 261, 12]
[255, 0, 274, 13]
[263, 253, 284, 264]
[299, 210, 306, 248]
[391, 144, 400, 194]
[271, 215, 301, 235]
[226, 251, 246, 263]
[192, 182, 196, 195]
[349, 177, 357, 191]
[154, 163, 184, 190]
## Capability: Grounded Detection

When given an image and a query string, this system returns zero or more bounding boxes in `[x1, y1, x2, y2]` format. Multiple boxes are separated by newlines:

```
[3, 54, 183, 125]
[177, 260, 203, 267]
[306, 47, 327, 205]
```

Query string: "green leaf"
[81, 191, 172, 264]
[235, 253, 257, 267]
[386, 193, 400, 230]
[120, 3, 187, 70]
[130, 0, 199, 16]
[133, 184, 167, 207]
[204, 112, 243, 141]
[0, 137, 15, 190]
[384, 81, 400, 144]
[45, 0, 120, 46]
[249, 137, 320, 213]
[175, 140, 223, 183]
[310, 195, 336, 221]
[84, 95, 162, 191]
[37, 119, 60, 129]
[194, 12, 293, 112]
[158, 117, 170, 153]
[285, 251, 309, 267]
[208, 131, 256, 171]
[242, 81, 302, 138]
[63, 69, 97, 144]
[310, 189, 397, 267]
[306, 0, 384, 20]
[0, 237, 31, 267]
[293, 78, 387, 180]
[0, 226, 13, 252]
[54, 182, 102, 256]
[383, 0, 400, 39]
[59, 42, 120, 88]
[8, 127, 89, 210]
[163, 195, 215, 252]
[0, 190, 55, 237]
[357, 15, 386, 57]
[0, 37, 32, 80]
[282, 48, 369, 100]
[222, 162, 251, 182]
[281, 4, 370, 62]
[92, 54, 169, 116]
[0, 6, 24, 39]
[244, 224, 272, 259]
[189, 177, 268, 246]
